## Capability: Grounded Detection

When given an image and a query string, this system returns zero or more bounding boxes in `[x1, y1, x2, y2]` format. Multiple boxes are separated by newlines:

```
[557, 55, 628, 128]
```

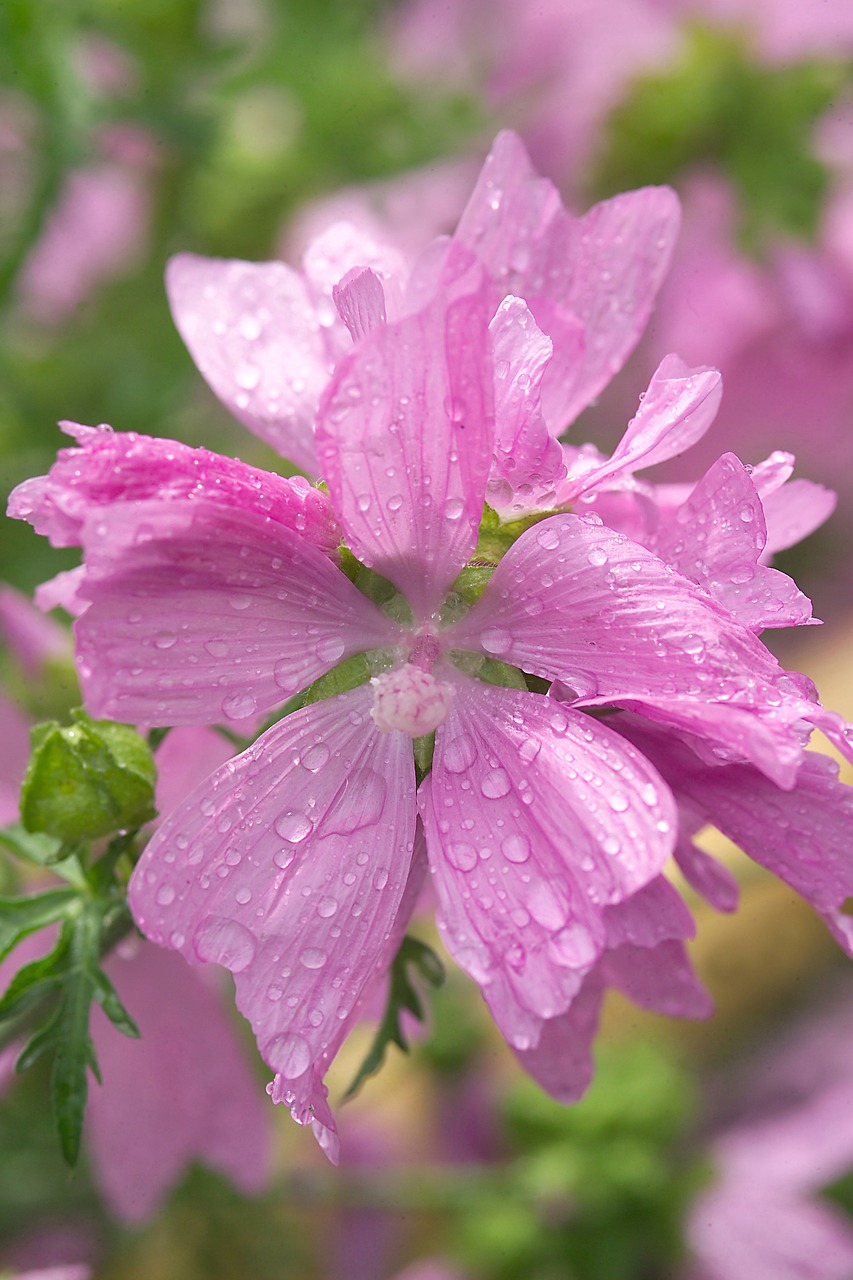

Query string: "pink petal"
[301, 220, 407, 326]
[761, 478, 837, 557]
[449, 512, 796, 725]
[619, 713, 853, 928]
[511, 973, 604, 1104]
[88, 940, 270, 1223]
[332, 266, 387, 341]
[419, 681, 675, 1046]
[486, 296, 567, 517]
[673, 837, 740, 913]
[656, 453, 813, 630]
[454, 131, 681, 429]
[74, 496, 399, 724]
[165, 254, 329, 473]
[316, 255, 494, 617]
[602, 939, 712, 1018]
[129, 685, 417, 1142]
[603, 874, 696, 948]
[560, 355, 722, 500]
[7, 423, 340, 553]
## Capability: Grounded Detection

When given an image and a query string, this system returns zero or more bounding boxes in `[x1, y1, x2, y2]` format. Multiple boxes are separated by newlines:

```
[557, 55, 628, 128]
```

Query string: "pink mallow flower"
[10, 132, 853, 1160]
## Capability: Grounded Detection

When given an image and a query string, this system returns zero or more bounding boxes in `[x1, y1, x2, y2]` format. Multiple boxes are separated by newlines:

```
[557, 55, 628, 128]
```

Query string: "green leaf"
[0, 821, 64, 867]
[0, 886, 78, 964]
[343, 935, 445, 1100]
[20, 709, 157, 841]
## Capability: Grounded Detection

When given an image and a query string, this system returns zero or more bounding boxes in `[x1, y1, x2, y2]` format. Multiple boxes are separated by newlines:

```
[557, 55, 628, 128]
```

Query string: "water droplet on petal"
[480, 626, 513, 656]
[222, 692, 258, 719]
[446, 841, 478, 872]
[548, 921, 599, 968]
[266, 1031, 311, 1078]
[317, 896, 338, 918]
[154, 630, 178, 650]
[481, 767, 511, 799]
[299, 946, 328, 969]
[442, 732, 477, 774]
[194, 916, 256, 972]
[502, 833, 530, 863]
[300, 743, 331, 772]
[156, 884, 176, 906]
[275, 811, 314, 843]
[445, 497, 465, 521]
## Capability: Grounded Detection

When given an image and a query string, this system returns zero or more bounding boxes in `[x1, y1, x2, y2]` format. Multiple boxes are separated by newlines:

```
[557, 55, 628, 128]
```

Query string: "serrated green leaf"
[0, 925, 70, 1021]
[21, 710, 157, 841]
[91, 967, 141, 1039]
[343, 935, 445, 1100]
[0, 886, 78, 964]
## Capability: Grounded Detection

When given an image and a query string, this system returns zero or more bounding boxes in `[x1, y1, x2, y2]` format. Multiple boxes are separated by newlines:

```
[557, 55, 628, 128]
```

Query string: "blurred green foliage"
[591, 24, 846, 253]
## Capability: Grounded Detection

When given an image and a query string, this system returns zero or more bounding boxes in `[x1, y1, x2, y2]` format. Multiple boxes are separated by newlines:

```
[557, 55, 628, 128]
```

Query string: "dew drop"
[315, 635, 345, 664]
[156, 884, 176, 907]
[154, 630, 178, 650]
[300, 743, 330, 772]
[235, 886, 252, 905]
[481, 767, 511, 799]
[299, 946, 328, 970]
[194, 916, 256, 972]
[228, 594, 253, 611]
[445, 497, 465, 521]
[480, 626, 513, 656]
[317, 896, 338, 918]
[442, 732, 477, 774]
[266, 1031, 311, 1078]
[221, 692, 258, 719]
[447, 841, 478, 872]
[502, 833, 530, 863]
[587, 546, 608, 567]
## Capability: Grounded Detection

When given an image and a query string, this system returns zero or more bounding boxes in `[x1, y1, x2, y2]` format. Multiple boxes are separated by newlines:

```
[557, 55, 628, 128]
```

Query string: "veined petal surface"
[316, 260, 494, 616]
[74, 497, 399, 724]
[129, 685, 417, 1137]
[419, 682, 675, 1045]
[166, 254, 329, 473]
[450, 512, 792, 708]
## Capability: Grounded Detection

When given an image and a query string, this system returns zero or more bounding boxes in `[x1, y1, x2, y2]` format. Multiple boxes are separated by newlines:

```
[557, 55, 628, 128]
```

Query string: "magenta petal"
[166, 254, 328, 473]
[129, 685, 416, 1132]
[511, 974, 604, 1104]
[74, 497, 399, 724]
[560, 355, 722, 500]
[332, 266, 387, 341]
[419, 681, 675, 1045]
[673, 837, 740, 913]
[316, 257, 494, 616]
[602, 939, 713, 1018]
[450, 512, 792, 712]
[7, 424, 340, 553]
[487, 296, 567, 518]
[455, 131, 680, 429]
[603, 874, 696, 948]
[656, 453, 813, 630]
[88, 941, 270, 1223]
[761, 477, 837, 557]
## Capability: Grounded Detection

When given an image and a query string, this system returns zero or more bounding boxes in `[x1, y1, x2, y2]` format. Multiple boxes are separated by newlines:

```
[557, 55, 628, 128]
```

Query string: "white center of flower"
[370, 663, 455, 737]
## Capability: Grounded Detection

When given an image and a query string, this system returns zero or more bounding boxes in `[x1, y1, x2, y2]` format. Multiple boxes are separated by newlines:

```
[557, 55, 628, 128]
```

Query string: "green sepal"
[478, 659, 529, 691]
[413, 732, 435, 782]
[343, 935, 445, 1101]
[20, 709, 157, 841]
[0, 886, 79, 965]
[303, 652, 373, 705]
[0, 821, 65, 867]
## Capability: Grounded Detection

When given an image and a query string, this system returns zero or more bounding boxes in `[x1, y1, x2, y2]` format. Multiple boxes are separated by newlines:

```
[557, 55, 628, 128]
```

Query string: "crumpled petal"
[166, 255, 331, 473]
[72, 497, 399, 724]
[129, 684, 417, 1156]
[316, 253, 494, 616]
[454, 130, 680, 430]
[655, 452, 813, 630]
[559, 355, 722, 501]
[88, 940, 271, 1223]
[486, 296, 567, 518]
[419, 680, 675, 1047]
[7, 421, 339, 554]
